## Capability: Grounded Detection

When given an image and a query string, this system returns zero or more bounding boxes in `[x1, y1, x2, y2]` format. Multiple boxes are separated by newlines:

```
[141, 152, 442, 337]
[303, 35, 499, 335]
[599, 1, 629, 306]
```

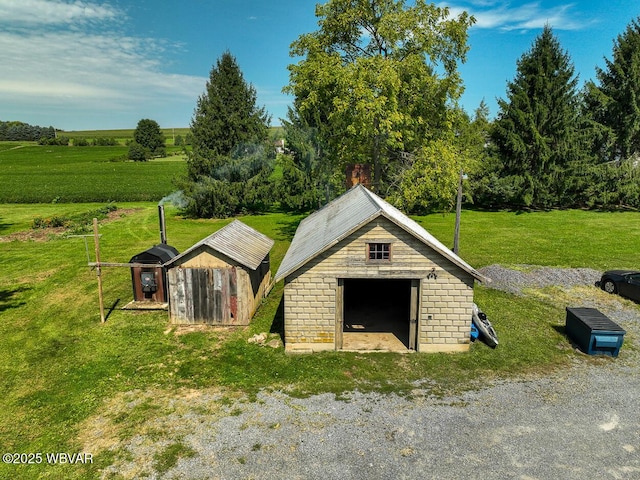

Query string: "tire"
[603, 279, 617, 294]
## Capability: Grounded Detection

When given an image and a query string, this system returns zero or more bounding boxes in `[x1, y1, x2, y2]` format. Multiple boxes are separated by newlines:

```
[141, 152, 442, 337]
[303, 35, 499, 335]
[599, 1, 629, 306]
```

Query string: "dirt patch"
[0, 208, 140, 242]
[0, 227, 67, 242]
[166, 324, 239, 336]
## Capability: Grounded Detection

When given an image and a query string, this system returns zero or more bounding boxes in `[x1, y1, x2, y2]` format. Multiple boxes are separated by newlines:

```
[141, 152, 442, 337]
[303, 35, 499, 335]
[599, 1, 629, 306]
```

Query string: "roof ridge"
[275, 182, 489, 283]
[357, 183, 385, 212]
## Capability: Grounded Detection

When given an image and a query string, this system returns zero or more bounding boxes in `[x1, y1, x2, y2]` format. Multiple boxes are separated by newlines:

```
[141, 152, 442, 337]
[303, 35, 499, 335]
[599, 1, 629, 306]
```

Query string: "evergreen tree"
[278, 107, 331, 212]
[180, 51, 273, 218]
[491, 26, 583, 208]
[187, 51, 270, 181]
[585, 17, 640, 161]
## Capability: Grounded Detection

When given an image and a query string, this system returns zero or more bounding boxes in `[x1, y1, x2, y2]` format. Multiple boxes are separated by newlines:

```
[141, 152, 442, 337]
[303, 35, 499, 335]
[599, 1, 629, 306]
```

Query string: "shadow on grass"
[0, 219, 12, 234]
[275, 216, 302, 242]
[553, 324, 583, 352]
[269, 295, 285, 342]
[552, 325, 567, 336]
[0, 285, 29, 312]
[105, 298, 121, 322]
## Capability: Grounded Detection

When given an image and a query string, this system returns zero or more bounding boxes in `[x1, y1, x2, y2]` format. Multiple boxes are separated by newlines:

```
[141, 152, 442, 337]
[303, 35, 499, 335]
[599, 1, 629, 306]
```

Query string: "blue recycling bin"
[565, 307, 626, 357]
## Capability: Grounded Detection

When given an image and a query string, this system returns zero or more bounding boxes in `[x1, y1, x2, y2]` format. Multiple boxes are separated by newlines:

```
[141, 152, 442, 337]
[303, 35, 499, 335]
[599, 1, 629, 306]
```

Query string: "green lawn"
[0, 204, 638, 479]
[414, 209, 640, 271]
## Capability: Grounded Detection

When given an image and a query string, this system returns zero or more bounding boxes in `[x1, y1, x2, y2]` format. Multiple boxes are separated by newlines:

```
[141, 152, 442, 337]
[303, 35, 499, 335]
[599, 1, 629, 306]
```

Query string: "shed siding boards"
[283, 217, 474, 352]
[166, 220, 273, 325]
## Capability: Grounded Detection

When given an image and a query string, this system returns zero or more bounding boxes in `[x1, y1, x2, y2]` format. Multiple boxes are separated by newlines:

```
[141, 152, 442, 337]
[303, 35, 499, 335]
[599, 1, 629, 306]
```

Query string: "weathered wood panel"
[168, 267, 240, 325]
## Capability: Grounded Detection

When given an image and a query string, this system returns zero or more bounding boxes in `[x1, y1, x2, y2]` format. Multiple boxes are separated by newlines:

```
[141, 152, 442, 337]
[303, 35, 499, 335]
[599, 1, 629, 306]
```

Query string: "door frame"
[335, 277, 420, 351]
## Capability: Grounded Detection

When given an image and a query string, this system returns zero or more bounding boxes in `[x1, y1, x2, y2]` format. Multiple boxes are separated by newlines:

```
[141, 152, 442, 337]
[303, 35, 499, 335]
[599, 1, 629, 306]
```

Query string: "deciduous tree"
[284, 0, 474, 195]
[130, 118, 165, 160]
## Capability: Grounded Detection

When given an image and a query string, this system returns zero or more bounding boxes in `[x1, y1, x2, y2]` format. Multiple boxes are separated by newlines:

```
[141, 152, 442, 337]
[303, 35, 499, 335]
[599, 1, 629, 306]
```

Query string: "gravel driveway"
[104, 266, 640, 480]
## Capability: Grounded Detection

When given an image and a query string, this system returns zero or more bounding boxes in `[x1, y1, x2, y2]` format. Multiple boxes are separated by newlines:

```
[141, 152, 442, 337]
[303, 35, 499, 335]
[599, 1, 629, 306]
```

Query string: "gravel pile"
[479, 264, 602, 296]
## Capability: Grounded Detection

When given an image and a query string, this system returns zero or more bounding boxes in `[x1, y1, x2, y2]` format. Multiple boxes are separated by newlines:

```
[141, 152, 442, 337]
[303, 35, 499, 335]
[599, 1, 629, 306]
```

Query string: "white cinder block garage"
[274, 184, 489, 353]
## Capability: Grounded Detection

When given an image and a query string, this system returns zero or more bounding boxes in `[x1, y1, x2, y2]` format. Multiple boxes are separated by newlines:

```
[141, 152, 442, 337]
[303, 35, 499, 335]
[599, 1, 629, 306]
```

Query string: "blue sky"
[1, 0, 638, 131]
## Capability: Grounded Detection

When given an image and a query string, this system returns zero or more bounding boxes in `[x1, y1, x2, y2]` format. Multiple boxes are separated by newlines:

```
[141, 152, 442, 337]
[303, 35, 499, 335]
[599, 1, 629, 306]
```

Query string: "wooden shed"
[165, 220, 274, 325]
[274, 184, 489, 353]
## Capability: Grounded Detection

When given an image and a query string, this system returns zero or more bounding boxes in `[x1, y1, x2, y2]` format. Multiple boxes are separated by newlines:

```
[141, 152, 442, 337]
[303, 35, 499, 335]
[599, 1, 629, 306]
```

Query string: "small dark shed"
[129, 244, 179, 303]
[165, 220, 274, 325]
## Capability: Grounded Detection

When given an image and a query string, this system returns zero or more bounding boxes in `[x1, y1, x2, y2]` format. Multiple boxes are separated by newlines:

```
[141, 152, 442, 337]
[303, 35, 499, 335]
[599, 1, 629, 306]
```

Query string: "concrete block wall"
[283, 218, 478, 353]
[419, 269, 474, 353]
[284, 274, 337, 351]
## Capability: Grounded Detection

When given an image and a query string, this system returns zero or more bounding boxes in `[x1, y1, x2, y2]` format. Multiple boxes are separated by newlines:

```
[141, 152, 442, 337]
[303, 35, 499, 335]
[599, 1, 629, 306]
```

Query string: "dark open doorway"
[342, 278, 412, 350]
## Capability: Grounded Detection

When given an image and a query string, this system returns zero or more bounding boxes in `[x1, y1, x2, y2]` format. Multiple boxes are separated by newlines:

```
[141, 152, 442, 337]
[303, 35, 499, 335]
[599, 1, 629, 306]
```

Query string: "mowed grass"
[413, 209, 640, 271]
[0, 144, 186, 203]
[1, 200, 639, 478]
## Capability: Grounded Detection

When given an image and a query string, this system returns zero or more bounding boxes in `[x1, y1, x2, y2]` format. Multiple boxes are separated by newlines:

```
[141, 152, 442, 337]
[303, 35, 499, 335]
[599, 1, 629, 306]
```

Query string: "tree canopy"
[0, 121, 55, 141]
[187, 51, 271, 181]
[134, 119, 165, 152]
[585, 17, 640, 162]
[129, 118, 165, 160]
[284, 0, 475, 195]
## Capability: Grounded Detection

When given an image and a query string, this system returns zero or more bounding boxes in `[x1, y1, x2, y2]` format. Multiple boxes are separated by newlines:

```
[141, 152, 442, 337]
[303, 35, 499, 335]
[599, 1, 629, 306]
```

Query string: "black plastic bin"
[565, 307, 626, 357]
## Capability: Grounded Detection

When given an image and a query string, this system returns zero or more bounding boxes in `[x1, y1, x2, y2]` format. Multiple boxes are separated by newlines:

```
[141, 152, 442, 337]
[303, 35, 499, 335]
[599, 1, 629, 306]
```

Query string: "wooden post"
[409, 279, 419, 350]
[93, 218, 105, 323]
[335, 279, 344, 350]
[453, 168, 464, 255]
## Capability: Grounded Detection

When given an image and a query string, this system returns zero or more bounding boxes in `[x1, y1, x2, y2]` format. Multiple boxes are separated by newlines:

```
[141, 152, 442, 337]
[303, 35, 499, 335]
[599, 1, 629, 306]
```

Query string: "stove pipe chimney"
[158, 204, 167, 244]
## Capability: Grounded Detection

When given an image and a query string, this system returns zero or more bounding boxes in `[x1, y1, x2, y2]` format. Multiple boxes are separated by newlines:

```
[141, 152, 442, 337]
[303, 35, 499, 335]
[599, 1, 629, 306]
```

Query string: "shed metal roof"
[165, 219, 274, 270]
[130, 244, 179, 264]
[274, 184, 488, 283]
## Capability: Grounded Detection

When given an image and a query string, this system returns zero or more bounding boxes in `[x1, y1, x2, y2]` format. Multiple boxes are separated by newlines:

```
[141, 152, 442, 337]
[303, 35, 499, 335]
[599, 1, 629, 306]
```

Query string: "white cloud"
[0, 0, 119, 27]
[444, 1, 595, 32]
[0, 1, 205, 127]
[0, 30, 202, 101]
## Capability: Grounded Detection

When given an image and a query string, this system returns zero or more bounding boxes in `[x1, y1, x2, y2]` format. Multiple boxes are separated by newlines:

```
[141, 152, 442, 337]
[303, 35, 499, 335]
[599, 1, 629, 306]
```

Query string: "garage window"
[368, 243, 391, 261]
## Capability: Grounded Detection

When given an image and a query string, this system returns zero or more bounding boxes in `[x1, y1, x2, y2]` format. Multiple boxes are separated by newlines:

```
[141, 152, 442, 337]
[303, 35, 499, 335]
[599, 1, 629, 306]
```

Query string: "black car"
[597, 270, 640, 302]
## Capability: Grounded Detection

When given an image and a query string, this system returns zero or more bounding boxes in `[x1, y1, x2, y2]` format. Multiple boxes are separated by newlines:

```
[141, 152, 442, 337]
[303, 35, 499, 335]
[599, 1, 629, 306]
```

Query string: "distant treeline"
[0, 121, 57, 141]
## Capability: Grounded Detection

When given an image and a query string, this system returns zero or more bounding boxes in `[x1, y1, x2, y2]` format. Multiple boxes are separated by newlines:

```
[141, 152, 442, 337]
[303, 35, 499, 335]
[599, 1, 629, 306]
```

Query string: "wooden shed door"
[168, 267, 237, 324]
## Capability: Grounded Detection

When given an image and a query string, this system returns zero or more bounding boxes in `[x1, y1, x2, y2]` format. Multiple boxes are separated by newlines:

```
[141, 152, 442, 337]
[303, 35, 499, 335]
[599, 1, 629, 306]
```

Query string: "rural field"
[0, 143, 186, 203]
[1, 139, 639, 479]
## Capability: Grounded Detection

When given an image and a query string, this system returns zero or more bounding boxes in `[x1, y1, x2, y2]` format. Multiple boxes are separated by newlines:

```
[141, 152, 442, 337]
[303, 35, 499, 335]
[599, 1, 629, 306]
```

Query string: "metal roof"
[165, 219, 274, 270]
[274, 184, 488, 283]
[130, 244, 179, 264]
